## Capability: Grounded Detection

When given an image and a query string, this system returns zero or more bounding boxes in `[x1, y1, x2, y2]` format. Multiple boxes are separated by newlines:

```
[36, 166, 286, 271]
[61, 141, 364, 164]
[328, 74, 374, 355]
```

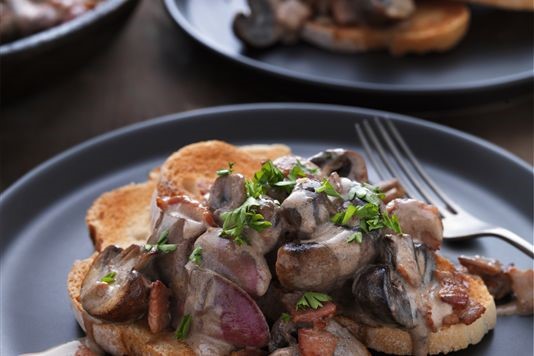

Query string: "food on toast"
[233, 0, 530, 55]
[67, 141, 532, 355]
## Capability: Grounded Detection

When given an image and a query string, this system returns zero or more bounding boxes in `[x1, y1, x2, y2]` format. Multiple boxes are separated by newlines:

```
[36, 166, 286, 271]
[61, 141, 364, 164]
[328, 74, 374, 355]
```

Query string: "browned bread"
[301, 1, 470, 55]
[86, 181, 156, 252]
[157, 141, 291, 200]
[362, 274, 496, 355]
[457, 0, 534, 11]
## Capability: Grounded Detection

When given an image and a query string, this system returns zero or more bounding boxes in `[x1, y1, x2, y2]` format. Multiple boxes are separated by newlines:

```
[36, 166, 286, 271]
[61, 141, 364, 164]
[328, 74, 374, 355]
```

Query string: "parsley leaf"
[347, 231, 363, 244]
[274, 160, 318, 191]
[144, 229, 177, 253]
[347, 182, 385, 206]
[175, 314, 192, 340]
[296, 292, 332, 310]
[100, 271, 117, 284]
[315, 179, 342, 198]
[281, 312, 292, 322]
[189, 246, 203, 265]
[382, 212, 402, 234]
[216, 162, 234, 176]
[220, 197, 272, 245]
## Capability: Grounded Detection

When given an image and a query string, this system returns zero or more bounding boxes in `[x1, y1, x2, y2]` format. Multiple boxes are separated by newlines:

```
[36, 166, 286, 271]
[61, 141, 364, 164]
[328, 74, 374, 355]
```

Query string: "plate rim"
[0, 0, 138, 57]
[1, 102, 531, 204]
[163, 0, 533, 94]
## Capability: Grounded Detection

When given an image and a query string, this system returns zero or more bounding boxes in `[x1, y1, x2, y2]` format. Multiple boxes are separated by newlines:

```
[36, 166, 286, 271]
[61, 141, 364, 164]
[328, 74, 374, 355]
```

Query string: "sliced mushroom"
[386, 198, 443, 250]
[275, 0, 312, 43]
[350, 264, 415, 328]
[233, 0, 282, 48]
[80, 245, 155, 322]
[207, 173, 247, 224]
[309, 149, 368, 183]
[276, 224, 376, 292]
[280, 178, 340, 235]
[149, 218, 198, 316]
[269, 346, 300, 356]
[269, 316, 298, 351]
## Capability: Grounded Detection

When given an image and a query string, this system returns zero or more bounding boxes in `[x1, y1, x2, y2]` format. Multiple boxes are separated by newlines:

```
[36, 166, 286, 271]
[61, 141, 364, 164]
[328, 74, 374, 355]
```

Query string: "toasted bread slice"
[362, 274, 496, 354]
[86, 142, 291, 252]
[457, 0, 534, 11]
[157, 140, 291, 200]
[86, 181, 156, 252]
[301, 1, 470, 55]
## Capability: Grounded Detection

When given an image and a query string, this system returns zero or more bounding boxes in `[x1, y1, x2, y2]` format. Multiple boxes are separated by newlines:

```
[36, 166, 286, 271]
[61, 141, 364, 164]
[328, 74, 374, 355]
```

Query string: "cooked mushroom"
[233, 0, 282, 48]
[350, 264, 415, 328]
[80, 245, 155, 322]
[276, 224, 376, 292]
[275, 0, 312, 43]
[269, 346, 300, 356]
[309, 149, 368, 183]
[269, 316, 298, 351]
[280, 178, 340, 235]
[386, 198, 443, 250]
[207, 173, 247, 224]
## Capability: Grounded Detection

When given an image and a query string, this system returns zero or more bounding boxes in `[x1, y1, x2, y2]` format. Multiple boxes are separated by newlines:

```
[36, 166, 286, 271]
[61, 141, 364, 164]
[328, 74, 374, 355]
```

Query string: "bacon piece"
[292, 302, 337, 324]
[298, 328, 337, 356]
[148, 280, 171, 333]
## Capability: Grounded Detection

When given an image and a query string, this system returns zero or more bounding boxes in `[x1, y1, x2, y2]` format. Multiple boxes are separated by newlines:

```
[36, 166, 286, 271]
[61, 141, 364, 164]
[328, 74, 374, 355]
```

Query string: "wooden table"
[1, 0, 532, 190]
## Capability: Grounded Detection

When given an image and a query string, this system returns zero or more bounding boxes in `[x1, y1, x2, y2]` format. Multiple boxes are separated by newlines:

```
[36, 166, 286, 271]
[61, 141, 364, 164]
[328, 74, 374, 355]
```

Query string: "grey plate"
[0, 0, 139, 100]
[164, 0, 533, 95]
[0, 103, 532, 355]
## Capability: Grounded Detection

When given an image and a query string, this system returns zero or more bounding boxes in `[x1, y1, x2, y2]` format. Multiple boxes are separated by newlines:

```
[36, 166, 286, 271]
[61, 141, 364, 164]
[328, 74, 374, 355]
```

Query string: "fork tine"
[355, 123, 390, 181]
[384, 120, 461, 214]
[373, 118, 450, 217]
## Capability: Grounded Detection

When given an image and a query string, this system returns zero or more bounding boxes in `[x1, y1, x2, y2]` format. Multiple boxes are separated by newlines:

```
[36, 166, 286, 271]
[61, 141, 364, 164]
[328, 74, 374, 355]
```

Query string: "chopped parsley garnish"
[189, 246, 203, 265]
[315, 179, 342, 198]
[220, 197, 272, 245]
[144, 229, 177, 253]
[274, 160, 319, 190]
[347, 231, 363, 244]
[100, 271, 117, 284]
[346, 182, 385, 206]
[216, 162, 234, 176]
[175, 314, 192, 340]
[332, 203, 402, 235]
[281, 312, 292, 322]
[296, 292, 332, 310]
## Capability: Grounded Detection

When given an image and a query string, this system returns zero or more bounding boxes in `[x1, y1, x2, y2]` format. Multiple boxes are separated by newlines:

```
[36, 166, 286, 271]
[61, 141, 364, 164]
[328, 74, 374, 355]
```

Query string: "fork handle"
[484, 227, 534, 258]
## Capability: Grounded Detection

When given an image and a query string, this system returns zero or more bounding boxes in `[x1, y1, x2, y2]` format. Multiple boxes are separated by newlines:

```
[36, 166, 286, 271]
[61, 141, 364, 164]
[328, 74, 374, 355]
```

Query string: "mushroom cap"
[80, 245, 153, 322]
[309, 149, 368, 183]
[233, 0, 282, 48]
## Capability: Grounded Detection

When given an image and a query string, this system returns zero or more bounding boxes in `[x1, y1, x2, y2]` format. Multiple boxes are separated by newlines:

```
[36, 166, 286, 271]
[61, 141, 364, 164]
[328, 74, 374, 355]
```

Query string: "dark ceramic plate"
[164, 0, 533, 96]
[0, 0, 139, 99]
[1, 104, 532, 355]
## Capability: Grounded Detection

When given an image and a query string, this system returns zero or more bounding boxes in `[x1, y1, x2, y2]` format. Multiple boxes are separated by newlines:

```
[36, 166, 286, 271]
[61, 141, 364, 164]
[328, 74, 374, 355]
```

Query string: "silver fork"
[355, 119, 534, 258]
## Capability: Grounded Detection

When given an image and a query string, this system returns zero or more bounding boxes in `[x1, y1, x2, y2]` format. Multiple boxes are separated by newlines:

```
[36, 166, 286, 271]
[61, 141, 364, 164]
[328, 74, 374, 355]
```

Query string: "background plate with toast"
[164, 0, 533, 97]
[0, 103, 532, 354]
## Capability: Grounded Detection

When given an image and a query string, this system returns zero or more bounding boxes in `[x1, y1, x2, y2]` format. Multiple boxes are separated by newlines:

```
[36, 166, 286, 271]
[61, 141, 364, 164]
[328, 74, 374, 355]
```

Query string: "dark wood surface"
[1, 0, 532, 191]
